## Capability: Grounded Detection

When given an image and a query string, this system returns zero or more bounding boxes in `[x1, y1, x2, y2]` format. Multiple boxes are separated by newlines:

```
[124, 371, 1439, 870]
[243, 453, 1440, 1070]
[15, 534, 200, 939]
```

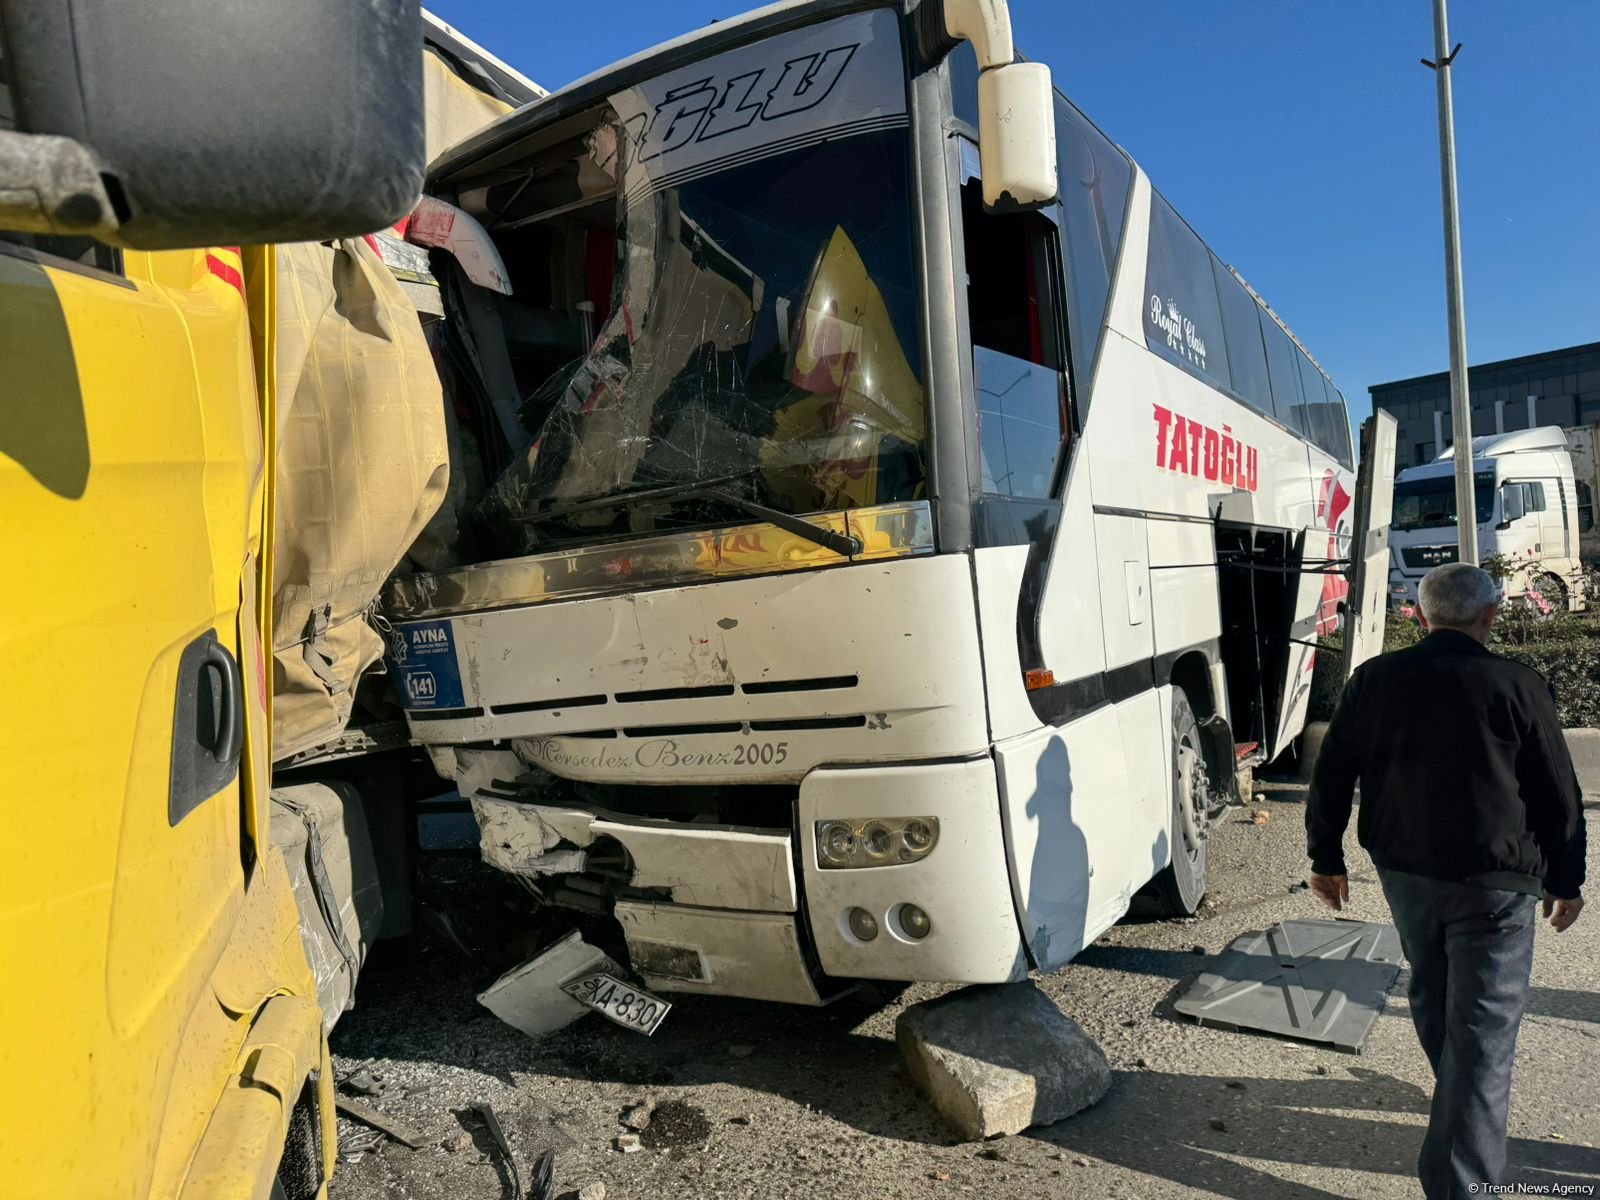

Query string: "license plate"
[561, 972, 672, 1035]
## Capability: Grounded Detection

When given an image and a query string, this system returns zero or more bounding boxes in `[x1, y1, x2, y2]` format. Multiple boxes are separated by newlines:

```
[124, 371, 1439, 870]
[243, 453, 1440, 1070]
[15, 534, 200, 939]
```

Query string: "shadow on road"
[1030, 1065, 1600, 1199]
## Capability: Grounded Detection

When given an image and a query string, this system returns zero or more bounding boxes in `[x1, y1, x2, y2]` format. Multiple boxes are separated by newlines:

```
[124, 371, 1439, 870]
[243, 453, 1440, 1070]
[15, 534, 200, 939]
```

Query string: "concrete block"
[895, 981, 1111, 1140]
[1564, 728, 1600, 795]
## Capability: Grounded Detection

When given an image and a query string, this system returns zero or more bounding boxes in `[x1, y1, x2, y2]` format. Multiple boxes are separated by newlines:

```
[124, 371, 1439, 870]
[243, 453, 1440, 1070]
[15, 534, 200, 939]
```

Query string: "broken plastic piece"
[406, 195, 513, 294]
[477, 929, 623, 1036]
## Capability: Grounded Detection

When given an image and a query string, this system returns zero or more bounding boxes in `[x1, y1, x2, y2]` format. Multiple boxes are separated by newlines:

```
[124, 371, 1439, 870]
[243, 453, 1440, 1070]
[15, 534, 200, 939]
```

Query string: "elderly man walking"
[1307, 562, 1586, 1200]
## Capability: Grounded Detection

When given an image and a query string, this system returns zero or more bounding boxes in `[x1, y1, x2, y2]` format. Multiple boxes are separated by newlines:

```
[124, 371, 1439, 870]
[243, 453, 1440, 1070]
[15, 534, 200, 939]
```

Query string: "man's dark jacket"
[1308, 629, 1587, 899]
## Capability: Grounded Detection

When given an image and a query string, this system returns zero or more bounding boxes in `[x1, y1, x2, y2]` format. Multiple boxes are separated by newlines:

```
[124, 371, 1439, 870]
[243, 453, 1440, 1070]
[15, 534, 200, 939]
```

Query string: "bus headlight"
[814, 817, 939, 869]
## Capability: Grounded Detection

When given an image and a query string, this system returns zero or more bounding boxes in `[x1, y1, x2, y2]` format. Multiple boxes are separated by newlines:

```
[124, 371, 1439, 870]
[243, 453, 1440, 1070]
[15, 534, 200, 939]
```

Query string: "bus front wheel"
[1152, 687, 1209, 916]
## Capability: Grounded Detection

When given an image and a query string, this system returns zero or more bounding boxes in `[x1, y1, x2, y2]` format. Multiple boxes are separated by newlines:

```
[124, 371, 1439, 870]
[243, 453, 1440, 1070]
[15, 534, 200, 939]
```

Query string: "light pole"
[1423, 0, 1477, 564]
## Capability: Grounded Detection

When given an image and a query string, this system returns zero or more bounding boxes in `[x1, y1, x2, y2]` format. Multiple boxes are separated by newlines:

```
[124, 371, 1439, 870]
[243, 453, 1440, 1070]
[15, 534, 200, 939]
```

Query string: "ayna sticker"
[389, 619, 467, 711]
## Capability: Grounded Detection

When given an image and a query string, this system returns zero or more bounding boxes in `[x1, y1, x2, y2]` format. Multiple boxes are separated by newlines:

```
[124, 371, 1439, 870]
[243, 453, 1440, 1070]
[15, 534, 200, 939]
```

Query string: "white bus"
[384, 0, 1394, 1004]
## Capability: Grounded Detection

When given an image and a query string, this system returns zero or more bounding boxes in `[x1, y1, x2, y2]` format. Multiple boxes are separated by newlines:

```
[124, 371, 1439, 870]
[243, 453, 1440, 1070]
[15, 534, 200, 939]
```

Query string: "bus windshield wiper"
[515, 474, 864, 557]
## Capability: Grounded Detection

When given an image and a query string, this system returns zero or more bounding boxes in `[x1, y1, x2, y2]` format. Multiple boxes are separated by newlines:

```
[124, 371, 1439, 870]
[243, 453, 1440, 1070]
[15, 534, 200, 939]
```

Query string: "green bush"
[1308, 607, 1600, 728]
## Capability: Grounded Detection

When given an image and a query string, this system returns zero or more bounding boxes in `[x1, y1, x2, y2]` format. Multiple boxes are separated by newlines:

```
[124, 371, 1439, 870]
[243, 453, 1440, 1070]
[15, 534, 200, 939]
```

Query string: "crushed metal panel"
[590, 819, 797, 913]
[614, 901, 822, 1005]
[1173, 919, 1402, 1052]
[471, 794, 798, 913]
[478, 930, 621, 1037]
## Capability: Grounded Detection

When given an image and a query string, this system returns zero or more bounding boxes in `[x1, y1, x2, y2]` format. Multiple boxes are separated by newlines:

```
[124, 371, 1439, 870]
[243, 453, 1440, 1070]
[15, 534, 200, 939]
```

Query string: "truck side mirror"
[1498, 484, 1525, 527]
[0, 0, 425, 249]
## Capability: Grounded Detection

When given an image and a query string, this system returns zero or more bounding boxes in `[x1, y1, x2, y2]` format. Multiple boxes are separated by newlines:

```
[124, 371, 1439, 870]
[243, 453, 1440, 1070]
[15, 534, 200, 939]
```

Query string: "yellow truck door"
[0, 238, 269, 1197]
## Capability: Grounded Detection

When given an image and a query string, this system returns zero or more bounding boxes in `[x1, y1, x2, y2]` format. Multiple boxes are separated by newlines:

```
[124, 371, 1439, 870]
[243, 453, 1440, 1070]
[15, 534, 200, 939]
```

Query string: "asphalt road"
[327, 773, 1600, 1200]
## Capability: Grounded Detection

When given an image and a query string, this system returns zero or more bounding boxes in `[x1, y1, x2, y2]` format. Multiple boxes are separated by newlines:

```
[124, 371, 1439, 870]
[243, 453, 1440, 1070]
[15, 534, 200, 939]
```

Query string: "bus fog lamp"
[899, 904, 932, 939]
[847, 907, 879, 941]
[813, 817, 940, 869]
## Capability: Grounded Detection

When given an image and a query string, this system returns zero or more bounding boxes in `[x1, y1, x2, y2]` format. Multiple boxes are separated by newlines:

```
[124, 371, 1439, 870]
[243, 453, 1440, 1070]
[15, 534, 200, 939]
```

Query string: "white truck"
[1389, 426, 1587, 611]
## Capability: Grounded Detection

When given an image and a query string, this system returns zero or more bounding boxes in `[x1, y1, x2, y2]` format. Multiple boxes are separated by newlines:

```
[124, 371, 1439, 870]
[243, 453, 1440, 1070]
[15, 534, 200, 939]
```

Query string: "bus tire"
[1152, 687, 1209, 916]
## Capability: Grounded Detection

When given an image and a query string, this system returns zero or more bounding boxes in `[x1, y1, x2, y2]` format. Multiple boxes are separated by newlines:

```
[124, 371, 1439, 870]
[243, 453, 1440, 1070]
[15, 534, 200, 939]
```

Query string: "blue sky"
[428, 1, 1599, 425]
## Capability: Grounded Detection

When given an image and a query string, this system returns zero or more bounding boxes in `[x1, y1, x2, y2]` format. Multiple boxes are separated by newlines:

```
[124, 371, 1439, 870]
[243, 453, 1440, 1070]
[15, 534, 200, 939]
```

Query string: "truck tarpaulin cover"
[269, 36, 532, 760]
[270, 238, 448, 760]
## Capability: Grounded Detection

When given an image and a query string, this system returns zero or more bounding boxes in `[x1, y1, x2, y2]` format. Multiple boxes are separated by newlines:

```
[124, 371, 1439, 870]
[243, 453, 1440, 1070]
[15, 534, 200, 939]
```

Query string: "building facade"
[1370, 342, 1600, 470]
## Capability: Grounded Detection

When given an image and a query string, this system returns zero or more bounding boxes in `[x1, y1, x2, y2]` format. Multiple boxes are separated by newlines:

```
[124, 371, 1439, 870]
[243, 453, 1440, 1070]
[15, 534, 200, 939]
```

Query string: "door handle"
[202, 637, 242, 767]
[169, 630, 244, 826]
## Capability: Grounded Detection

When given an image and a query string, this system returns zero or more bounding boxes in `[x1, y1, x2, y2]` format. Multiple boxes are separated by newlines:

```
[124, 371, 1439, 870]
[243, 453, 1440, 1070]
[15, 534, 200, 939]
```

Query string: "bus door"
[951, 138, 1141, 968]
[1339, 412, 1398, 677]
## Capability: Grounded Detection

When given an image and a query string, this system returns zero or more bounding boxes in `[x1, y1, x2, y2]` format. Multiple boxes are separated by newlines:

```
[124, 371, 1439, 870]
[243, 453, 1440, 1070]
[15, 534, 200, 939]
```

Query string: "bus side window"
[961, 176, 1066, 500]
[1577, 481, 1594, 534]
[1144, 193, 1231, 394]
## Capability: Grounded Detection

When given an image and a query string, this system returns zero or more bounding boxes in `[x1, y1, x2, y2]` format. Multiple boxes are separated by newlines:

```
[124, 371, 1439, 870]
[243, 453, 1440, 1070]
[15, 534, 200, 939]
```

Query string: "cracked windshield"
[483, 114, 924, 553]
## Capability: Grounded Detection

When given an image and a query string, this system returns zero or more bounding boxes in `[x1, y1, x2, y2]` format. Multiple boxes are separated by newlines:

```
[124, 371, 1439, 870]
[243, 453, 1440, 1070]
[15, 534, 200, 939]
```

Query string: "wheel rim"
[1176, 729, 1209, 861]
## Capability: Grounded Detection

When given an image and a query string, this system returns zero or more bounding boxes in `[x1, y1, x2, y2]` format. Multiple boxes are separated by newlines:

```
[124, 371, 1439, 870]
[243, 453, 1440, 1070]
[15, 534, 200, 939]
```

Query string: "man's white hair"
[1418, 562, 1501, 628]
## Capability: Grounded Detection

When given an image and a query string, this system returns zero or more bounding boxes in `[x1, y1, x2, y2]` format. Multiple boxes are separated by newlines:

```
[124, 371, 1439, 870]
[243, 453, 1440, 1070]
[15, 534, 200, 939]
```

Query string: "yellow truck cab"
[0, 4, 426, 1196]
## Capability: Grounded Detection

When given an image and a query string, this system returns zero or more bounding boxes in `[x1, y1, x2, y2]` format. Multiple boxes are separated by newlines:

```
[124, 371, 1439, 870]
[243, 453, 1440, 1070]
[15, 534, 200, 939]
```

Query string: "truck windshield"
[483, 123, 925, 551]
[1392, 472, 1496, 531]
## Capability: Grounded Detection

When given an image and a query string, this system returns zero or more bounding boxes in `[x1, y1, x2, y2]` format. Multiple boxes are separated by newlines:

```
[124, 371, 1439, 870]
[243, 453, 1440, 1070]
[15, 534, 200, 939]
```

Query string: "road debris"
[1174, 919, 1402, 1050]
[337, 1125, 384, 1163]
[1224, 1080, 1247, 1090]
[478, 929, 624, 1037]
[530, 1149, 555, 1200]
[472, 1102, 527, 1199]
[1250, 809, 1271, 825]
[442, 1131, 474, 1154]
[1209, 1118, 1229, 1132]
[335, 1097, 425, 1149]
[897, 981, 1111, 1140]
[342, 1069, 384, 1097]
[614, 1135, 643, 1154]
[619, 1101, 653, 1132]
[577, 1184, 607, 1200]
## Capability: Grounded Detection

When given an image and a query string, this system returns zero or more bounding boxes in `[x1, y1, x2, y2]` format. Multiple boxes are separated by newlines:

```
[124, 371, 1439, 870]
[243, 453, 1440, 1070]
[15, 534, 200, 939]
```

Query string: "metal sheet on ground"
[1173, 919, 1402, 1051]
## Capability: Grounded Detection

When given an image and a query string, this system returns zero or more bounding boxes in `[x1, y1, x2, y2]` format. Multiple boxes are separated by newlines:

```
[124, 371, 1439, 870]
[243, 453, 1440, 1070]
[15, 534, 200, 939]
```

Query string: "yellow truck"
[0, 4, 433, 1196]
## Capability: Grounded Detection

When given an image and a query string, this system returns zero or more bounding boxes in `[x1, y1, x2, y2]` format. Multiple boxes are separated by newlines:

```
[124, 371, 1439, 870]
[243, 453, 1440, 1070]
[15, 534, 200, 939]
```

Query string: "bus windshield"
[1392, 472, 1495, 531]
[483, 125, 924, 552]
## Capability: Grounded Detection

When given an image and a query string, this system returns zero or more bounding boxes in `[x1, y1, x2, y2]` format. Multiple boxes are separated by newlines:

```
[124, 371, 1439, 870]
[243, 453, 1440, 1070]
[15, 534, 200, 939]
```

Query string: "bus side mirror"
[976, 62, 1059, 212]
[0, 0, 425, 249]
[1498, 485, 1525, 527]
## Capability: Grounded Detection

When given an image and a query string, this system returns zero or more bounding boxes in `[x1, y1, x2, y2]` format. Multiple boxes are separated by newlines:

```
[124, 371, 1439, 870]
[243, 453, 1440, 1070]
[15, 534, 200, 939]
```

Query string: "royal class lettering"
[628, 42, 859, 163]
[1152, 404, 1258, 492]
[1148, 295, 1209, 371]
